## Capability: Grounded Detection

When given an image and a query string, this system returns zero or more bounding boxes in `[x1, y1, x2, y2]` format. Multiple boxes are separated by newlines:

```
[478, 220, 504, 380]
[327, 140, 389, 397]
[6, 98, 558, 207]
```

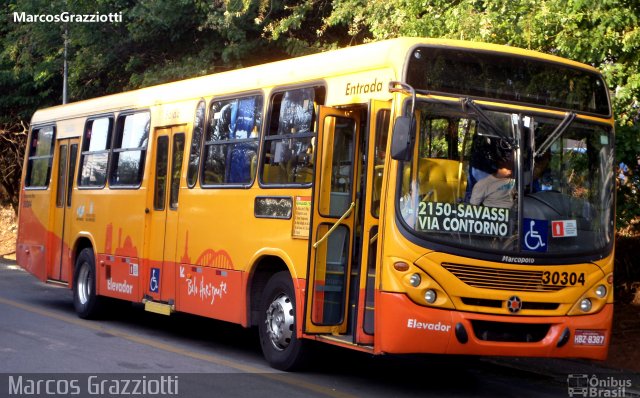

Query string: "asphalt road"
[1, 256, 638, 398]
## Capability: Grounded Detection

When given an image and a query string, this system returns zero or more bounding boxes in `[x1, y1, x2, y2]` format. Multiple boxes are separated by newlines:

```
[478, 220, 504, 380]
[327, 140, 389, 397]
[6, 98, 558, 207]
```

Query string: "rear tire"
[73, 248, 104, 319]
[258, 271, 308, 371]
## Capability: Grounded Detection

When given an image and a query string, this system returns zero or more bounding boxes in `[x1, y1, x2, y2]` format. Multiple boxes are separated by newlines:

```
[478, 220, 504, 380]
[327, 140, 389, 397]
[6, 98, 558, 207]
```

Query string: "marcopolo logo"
[567, 374, 633, 397]
[502, 255, 536, 264]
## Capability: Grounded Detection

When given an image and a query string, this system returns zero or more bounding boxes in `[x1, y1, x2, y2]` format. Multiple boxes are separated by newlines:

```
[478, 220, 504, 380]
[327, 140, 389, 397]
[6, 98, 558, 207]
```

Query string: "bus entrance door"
[145, 127, 186, 306]
[353, 100, 391, 345]
[50, 138, 78, 283]
[305, 107, 360, 335]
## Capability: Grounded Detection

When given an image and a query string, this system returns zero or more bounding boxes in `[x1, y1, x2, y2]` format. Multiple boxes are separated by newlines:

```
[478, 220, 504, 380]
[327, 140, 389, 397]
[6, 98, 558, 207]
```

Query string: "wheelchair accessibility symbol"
[522, 218, 548, 252]
[150, 268, 160, 293]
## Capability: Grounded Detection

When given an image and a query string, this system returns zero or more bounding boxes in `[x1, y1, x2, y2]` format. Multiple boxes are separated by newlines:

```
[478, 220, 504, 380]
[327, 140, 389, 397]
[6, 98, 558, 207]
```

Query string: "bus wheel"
[258, 271, 307, 371]
[73, 248, 103, 319]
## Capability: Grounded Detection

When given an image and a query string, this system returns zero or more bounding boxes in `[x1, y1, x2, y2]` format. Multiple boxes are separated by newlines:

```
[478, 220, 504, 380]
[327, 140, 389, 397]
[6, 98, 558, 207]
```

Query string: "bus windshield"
[406, 46, 610, 116]
[398, 101, 615, 258]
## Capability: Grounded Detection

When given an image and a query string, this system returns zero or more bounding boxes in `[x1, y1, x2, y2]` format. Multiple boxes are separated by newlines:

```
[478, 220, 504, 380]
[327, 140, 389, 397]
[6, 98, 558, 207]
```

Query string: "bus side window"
[25, 125, 55, 188]
[67, 144, 78, 206]
[55, 145, 68, 207]
[109, 112, 150, 187]
[372, 109, 390, 217]
[201, 95, 262, 186]
[79, 116, 112, 188]
[261, 86, 325, 185]
[187, 100, 206, 188]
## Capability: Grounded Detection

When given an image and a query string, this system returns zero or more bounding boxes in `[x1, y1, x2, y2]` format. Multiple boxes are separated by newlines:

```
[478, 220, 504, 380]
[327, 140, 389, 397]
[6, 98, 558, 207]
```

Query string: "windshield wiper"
[461, 98, 515, 148]
[534, 112, 576, 157]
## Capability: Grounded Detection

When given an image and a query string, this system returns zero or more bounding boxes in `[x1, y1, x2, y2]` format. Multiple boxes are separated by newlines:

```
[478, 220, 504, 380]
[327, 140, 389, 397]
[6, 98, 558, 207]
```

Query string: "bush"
[0, 125, 27, 213]
[616, 160, 640, 236]
[614, 234, 640, 303]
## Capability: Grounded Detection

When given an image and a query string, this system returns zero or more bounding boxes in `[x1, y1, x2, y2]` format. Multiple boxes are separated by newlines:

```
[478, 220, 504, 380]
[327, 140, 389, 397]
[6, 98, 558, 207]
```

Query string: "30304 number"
[541, 271, 585, 286]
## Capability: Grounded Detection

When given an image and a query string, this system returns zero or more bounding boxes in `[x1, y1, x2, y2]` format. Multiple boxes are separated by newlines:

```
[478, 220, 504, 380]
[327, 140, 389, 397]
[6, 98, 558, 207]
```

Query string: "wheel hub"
[77, 263, 91, 305]
[265, 293, 294, 351]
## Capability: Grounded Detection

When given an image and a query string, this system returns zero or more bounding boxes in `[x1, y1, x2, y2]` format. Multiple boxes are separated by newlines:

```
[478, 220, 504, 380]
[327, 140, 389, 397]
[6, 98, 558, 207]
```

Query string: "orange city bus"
[17, 37, 615, 370]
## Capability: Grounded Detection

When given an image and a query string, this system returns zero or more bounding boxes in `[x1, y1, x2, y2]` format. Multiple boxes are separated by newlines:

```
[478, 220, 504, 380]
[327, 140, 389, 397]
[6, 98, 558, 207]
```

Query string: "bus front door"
[145, 127, 186, 304]
[305, 107, 360, 335]
[50, 138, 79, 283]
[353, 100, 391, 345]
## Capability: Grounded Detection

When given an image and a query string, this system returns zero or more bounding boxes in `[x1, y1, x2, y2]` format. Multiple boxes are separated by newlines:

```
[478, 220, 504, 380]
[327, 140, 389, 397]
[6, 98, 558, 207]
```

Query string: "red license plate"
[574, 330, 606, 346]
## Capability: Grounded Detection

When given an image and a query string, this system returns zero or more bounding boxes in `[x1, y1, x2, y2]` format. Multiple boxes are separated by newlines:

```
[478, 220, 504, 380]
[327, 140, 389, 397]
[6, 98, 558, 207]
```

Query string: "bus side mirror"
[390, 116, 414, 161]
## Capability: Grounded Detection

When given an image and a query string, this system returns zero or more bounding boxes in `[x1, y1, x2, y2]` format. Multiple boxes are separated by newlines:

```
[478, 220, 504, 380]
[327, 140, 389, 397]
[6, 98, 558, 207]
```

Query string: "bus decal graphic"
[104, 224, 139, 258]
[345, 78, 384, 96]
[195, 249, 234, 269]
[76, 204, 85, 219]
[107, 278, 133, 295]
[407, 319, 452, 332]
[180, 231, 234, 270]
[186, 275, 229, 305]
[149, 268, 160, 293]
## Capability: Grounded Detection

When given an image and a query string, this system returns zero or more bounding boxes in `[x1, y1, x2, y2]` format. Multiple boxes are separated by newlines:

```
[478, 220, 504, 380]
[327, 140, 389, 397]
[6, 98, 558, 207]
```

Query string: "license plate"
[574, 330, 606, 346]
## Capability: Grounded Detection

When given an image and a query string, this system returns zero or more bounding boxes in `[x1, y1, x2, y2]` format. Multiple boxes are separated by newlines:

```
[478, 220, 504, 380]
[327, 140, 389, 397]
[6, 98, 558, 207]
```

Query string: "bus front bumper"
[376, 292, 612, 360]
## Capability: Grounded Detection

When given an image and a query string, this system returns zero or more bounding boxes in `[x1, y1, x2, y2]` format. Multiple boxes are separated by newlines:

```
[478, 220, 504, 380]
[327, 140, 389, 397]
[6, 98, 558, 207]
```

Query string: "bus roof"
[30, 37, 601, 125]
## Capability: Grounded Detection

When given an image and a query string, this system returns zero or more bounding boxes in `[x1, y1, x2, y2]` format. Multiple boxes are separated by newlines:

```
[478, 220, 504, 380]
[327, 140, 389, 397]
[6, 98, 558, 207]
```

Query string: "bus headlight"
[424, 289, 437, 304]
[580, 298, 592, 312]
[392, 258, 454, 309]
[568, 273, 612, 316]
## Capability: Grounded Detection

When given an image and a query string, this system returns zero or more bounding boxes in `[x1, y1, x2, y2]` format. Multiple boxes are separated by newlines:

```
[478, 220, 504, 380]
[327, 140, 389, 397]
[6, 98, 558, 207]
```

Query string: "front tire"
[73, 248, 104, 319]
[258, 272, 308, 371]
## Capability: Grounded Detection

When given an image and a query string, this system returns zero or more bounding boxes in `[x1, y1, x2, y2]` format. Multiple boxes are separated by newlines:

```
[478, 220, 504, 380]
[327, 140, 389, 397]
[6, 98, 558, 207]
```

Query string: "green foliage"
[617, 165, 640, 232]
[2, 0, 281, 112]
[1, 1, 63, 123]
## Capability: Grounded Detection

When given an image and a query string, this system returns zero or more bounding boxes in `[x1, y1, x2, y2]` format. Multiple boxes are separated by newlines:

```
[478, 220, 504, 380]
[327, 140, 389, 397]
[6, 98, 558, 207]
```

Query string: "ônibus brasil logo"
[567, 374, 633, 397]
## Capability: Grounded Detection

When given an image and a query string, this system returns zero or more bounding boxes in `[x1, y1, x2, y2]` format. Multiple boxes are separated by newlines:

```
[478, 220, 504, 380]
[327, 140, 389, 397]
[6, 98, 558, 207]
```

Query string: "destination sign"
[417, 202, 511, 237]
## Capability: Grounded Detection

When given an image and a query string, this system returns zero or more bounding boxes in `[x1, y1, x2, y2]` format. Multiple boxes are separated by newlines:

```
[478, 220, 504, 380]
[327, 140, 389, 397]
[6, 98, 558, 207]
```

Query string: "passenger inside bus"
[263, 87, 318, 183]
[469, 152, 515, 208]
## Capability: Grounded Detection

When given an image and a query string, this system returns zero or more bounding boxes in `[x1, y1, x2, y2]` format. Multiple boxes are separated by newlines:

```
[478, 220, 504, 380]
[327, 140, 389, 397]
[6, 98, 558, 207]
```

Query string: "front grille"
[442, 263, 565, 292]
[461, 297, 560, 311]
[521, 302, 560, 310]
[471, 320, 550, 343]
[461, 297, 503, 308]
